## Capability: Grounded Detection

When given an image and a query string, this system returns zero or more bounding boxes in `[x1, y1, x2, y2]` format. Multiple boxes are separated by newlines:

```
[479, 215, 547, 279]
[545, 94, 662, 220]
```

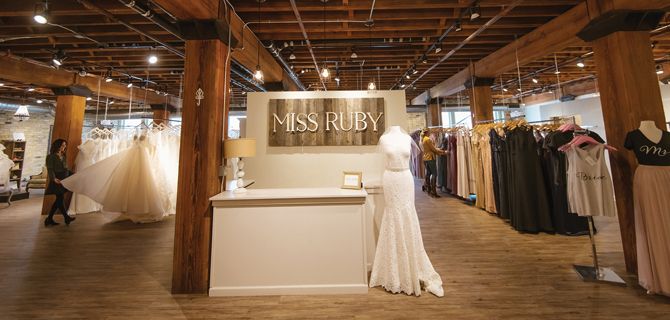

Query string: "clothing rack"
[564, 127, 626, 286]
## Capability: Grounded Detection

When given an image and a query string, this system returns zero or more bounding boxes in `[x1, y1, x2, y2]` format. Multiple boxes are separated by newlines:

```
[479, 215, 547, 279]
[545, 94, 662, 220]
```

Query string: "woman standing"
[44, 139, 75, 227]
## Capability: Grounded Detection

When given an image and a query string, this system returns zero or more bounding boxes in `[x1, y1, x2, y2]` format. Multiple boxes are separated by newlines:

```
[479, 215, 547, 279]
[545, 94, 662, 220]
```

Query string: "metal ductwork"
[118, 0, 186, 41]
[265, 41, 306, 91]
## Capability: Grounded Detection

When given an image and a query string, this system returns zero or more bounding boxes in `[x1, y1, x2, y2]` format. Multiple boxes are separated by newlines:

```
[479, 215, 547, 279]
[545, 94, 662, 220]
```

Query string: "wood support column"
[469, 86, 494, 123]
[172, 39, 230, 294]
[427, 102, 441, 127]
[592, 30, 666, 273]
[41, 95, 86, 215]
[152, 109, 170, 125]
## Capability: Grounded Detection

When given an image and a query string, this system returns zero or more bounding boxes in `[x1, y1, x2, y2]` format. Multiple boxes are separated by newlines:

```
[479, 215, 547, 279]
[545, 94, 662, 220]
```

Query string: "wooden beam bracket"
[51, 85, 93, 97]
[464, 77, 495, 89]
[577, 9, 665, 41]
[177, 19, 239, 47]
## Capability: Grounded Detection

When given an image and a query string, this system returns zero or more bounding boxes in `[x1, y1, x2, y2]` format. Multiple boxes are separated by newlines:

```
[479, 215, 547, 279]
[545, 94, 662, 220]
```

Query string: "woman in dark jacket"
[44, 139, 75, 226]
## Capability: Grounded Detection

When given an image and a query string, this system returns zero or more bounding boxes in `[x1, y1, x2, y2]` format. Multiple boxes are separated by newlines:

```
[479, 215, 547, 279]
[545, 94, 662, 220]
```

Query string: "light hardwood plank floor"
[0, 187, 668, 319]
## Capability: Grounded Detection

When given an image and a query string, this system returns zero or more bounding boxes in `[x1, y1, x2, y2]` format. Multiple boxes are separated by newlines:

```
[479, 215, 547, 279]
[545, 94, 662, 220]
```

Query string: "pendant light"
[366, 25, 376, 91]
[254, 0, 264, 83]
[14, 96, 30, 121]
[33, 0, 49, 24]
[319, 0, 330, 81]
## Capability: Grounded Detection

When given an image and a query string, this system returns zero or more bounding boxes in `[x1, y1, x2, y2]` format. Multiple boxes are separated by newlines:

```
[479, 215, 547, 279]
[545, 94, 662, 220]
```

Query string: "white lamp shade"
[224, 138, 256, 158]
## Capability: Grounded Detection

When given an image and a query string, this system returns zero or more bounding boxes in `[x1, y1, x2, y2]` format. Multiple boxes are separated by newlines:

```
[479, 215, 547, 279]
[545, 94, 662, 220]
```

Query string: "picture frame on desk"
[341, 171, 363, 190]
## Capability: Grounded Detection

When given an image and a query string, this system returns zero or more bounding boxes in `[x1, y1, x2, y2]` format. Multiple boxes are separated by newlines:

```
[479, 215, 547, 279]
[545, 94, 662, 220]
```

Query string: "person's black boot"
[64, 215, 76, 226]
[44, 218, 59, 227]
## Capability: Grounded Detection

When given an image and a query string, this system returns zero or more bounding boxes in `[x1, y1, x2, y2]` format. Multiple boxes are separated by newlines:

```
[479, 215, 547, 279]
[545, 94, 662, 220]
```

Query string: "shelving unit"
[2, 140, 26, 192]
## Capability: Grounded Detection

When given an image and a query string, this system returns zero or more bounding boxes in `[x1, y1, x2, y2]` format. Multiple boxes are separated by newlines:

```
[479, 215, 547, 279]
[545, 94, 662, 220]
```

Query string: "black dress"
[507, 127, 554, 233]
[490, 129, 510, 219]
[543, 130, 604, 235]
[45, 153, 70, 195]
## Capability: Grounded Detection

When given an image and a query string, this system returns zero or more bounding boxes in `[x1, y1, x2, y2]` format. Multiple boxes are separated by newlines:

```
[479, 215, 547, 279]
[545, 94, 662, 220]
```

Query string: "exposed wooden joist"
[0, 53, 180, 107]
[412, 0, 670, 105]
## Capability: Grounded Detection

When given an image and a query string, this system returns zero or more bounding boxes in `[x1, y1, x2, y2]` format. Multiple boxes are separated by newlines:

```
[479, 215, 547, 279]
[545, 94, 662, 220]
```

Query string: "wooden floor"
[0, 188, 668, 320]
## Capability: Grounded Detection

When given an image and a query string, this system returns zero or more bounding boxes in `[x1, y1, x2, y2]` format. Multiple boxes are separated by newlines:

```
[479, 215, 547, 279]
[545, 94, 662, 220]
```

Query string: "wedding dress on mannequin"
[370, 125, 444, 297]
[0, 145, 13, 192]
[62, 134, 170, 223]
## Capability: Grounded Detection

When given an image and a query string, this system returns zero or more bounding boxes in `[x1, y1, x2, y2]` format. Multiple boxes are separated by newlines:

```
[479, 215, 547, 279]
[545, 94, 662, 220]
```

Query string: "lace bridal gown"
[370, 126, 444, 297]
[62, 135, 170, 223]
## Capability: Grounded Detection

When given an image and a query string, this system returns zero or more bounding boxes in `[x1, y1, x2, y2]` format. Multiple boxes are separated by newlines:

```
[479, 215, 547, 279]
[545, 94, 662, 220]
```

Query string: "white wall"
[245, 90, 408, 189]
[524, 83, 670, 140]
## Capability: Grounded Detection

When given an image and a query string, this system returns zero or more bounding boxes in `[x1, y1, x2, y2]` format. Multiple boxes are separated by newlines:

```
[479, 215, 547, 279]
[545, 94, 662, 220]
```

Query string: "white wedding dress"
[0, 145, 14, 192]
[62, 135, 170, 223]
[68, 139, 102, 214]
[370, 126, 444, 297]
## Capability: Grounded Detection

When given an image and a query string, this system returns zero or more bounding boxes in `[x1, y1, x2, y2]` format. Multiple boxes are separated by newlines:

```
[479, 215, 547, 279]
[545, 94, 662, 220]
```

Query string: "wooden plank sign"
[268, 98, 385, 146]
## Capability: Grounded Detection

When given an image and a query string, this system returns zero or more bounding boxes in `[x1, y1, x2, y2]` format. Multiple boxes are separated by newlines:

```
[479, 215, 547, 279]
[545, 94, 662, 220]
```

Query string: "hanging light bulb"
[33, 1, 49, 24]
[148, 54, 158, 64]
[14, 105, 30, 121]
[254, 65, 264, 82]
[367, 81, 376, 91]
[320, 65, 330, 78]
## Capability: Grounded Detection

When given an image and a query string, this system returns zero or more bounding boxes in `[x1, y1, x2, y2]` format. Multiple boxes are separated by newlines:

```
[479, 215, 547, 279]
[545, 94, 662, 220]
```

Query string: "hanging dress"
[565, 143, 616, 217]
[68, 139, 102, 214]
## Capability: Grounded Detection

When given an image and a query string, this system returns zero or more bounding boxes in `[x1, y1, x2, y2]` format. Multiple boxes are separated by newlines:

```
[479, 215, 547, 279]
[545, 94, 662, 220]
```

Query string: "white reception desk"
[209, 188, 369, 296]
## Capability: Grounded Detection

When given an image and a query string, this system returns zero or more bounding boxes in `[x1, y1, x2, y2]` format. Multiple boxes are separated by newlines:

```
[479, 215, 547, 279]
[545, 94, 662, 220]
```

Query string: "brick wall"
[0, 109, 53, 178]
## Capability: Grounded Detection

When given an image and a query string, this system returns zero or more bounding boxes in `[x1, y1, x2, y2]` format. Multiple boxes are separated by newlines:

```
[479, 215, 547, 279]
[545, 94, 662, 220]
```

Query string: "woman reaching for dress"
[44, 139, 75, 227]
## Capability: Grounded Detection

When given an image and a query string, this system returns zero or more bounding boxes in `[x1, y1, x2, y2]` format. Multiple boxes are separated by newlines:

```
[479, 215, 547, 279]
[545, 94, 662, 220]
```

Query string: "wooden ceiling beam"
[151, 0, 285, 84]
[0, 54, 180, 107]
[411, 0, 669, 104]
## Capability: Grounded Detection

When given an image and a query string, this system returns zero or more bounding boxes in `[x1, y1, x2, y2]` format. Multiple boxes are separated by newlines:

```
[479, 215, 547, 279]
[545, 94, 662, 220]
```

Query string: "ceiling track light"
[435, 42, 442, 54]
[126, 77, 133, 88]
[27, 86, 35, 92]
[105, 69, 113, 82]
[454, 20, 462, 32]
[405, 74, 410, 79]
[469, 5, 481, 21]
[421, 55, 428, 64]
[33, 0, 49, 24]
[351, 51, 358, 59]
[412, 67, 418, 75]
[576, 59, 585, 68]
[289, 52, 296, 60]
[51, 49, 65, 67]
[532, 78, 538, 84]
[656, 64, 664, 75]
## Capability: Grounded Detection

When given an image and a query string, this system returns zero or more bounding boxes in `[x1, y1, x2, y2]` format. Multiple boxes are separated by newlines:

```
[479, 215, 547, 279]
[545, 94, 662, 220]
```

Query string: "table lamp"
[224, 138, 256, 193]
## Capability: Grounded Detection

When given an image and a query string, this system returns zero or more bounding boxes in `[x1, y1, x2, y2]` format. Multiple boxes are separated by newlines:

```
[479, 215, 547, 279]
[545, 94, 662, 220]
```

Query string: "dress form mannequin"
[639, 120, 663, 144]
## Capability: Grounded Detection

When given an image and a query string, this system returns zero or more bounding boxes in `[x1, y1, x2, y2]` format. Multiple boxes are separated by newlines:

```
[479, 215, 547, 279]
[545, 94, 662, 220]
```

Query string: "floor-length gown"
[370, 127, 444, 297]
[68, 139, 102, 214]
[62, 135, 169, 223]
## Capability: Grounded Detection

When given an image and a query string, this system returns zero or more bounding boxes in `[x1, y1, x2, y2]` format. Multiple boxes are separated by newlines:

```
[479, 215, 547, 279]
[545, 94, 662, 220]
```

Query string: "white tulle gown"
[62, 135, 170, 223]
[68, 139, 102, 214]
[370, 126, 444, 297]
